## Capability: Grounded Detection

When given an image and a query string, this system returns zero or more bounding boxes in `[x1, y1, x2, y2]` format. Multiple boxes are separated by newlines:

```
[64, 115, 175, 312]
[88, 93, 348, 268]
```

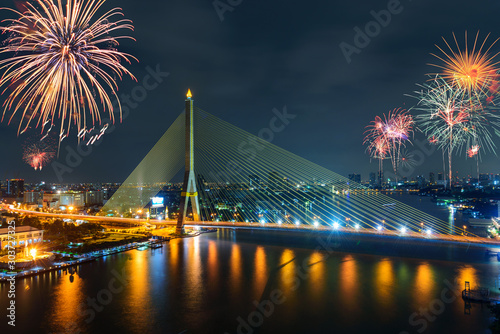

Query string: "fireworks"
[412, 76, 475, 188]
[364, 108, 414, 182]
[0, 0, 136, 141]
[399, 149, 417, 169]
[467, 145, 480, 158]
[429, 32, 500, 99]
[23, 140, 55, 170]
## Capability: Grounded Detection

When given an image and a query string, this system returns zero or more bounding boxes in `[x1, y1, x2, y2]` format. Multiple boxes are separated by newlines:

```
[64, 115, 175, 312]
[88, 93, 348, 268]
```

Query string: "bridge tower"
[176, 89, 200, 234]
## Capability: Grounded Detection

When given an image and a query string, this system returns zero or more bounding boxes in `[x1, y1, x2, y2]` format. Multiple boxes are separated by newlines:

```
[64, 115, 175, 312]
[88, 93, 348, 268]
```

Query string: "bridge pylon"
[176, 89, 200, 234]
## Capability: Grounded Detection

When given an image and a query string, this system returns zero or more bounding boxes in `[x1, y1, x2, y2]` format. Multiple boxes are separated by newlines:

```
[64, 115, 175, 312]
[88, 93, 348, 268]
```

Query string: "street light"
[30, 248, 37, 261]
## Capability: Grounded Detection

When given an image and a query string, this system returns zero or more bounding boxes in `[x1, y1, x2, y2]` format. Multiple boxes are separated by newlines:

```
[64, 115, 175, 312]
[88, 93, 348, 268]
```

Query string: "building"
[84, 191, 104, 206]
[417, 175, 426, 187]
[43, 193, 59, 208]
[7, 179, 24, 198]
[60, 192, 85, 207]
[479, 173, 490, 187]
[24, 191, 43, 204]
[436, 173, 446, 186]
[377, 171, 384, 187]
[429, 172, 435, 185]
[41, 191, 85, 208]
[369, 172, 376, 185]
[0, 226, 44, 249]
[348, 174, 361, 184]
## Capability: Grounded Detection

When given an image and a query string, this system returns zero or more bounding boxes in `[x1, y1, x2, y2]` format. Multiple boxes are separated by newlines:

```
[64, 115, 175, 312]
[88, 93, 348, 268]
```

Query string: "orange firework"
[429, 32, 500, 98]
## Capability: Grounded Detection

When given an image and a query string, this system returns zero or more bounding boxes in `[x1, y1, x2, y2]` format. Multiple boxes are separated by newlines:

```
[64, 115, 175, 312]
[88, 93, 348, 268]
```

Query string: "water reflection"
[20, 231, 496, 334]
[207, 240, 219, 284]
[279, 249, 296, 294]
[253, 246, 268, 296]
[186, 237, 203, 307]
[230, 243, 242, 296]
[49, 270, 85, 331]
[126, 249, 152, 330]
[374, 258, 395, 314]
[413, 262, 435, 307]
[339, 255, 358, 314]
[307, 251, 326, 299]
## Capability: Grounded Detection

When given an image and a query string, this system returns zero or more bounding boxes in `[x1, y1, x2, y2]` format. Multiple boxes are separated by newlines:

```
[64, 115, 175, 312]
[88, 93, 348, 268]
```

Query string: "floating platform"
[462, 281, 500, 303]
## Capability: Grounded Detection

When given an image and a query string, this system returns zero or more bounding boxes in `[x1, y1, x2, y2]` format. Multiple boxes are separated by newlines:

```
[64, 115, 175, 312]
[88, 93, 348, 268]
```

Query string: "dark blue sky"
[1, 0, 500, 183]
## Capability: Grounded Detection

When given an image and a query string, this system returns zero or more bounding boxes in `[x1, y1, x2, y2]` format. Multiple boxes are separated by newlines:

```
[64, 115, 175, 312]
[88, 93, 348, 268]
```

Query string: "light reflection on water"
[4, 229, 497, 334]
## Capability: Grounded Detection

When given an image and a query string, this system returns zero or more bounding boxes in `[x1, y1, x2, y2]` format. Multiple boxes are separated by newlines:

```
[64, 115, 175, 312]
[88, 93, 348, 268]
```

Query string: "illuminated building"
[0, 226, 43, 249]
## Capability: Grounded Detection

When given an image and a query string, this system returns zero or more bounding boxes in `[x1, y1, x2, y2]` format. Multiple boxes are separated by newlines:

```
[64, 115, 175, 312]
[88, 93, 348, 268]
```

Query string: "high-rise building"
[429, 172, 435, 185]
[348, 174, 361, 184]
[437, 173, 443, 181]
[7, 179, 24, 198]
[417, 175, 426, 187]
[378, 171, 384, 186]
[369, 172, 376, 185]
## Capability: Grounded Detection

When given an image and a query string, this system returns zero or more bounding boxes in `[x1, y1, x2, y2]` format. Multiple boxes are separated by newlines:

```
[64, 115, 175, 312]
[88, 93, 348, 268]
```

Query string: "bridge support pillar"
[176, 89, 200, 234]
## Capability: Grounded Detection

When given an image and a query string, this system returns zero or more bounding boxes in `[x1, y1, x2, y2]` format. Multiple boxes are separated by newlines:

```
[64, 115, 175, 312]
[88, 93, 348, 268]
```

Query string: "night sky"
[1, 0, 500, 183]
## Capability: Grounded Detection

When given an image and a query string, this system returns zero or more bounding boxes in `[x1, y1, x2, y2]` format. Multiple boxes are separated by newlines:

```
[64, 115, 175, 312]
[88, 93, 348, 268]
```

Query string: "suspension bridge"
[15, 90, 499, 247]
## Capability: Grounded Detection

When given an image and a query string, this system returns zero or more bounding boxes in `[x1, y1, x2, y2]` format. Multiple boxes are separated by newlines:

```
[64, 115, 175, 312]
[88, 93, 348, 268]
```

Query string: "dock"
[462, 281, 500, 303]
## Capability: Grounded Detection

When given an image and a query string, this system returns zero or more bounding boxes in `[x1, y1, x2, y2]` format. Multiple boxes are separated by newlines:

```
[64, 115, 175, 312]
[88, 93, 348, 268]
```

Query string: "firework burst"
[412, 77, 474, 188]
[23, 138, 56, 170]
[467, 145, 480, 158]
[0, 0, 136, 142]
[364, 109, 413, 183]
[399, 149, 417, 169]
[429, 31, 500, 100]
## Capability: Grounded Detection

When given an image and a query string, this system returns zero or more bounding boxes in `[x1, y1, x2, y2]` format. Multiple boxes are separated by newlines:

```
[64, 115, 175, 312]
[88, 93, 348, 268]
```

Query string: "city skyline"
[1, 0, 500, 182]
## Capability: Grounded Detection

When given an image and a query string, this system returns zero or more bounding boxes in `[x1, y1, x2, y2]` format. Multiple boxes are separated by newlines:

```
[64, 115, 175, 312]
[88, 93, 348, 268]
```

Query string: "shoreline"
[0, 229, 215, 282]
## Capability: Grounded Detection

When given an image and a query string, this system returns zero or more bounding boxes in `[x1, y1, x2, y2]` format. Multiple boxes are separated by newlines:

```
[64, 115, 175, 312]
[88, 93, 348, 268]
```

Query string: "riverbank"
[0, 228, 215, 282]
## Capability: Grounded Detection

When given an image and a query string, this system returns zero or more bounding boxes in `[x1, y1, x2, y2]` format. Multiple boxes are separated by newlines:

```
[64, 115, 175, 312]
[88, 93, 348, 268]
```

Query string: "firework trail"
[0, 0, 136, 145]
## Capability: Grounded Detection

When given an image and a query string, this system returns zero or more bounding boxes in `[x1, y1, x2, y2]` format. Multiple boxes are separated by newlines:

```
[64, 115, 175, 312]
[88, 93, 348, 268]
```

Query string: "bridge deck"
[4, 206, 500, 248]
